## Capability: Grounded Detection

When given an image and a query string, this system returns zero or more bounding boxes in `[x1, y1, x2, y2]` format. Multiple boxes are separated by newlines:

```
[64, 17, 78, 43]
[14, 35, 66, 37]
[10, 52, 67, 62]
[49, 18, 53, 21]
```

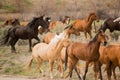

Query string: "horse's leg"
[9, 38, 18, 53]
[74, 66, 82, 80]
[65, 63, 73, 78]
[33, 36, 40, 46]
[28, 39, 32, 52]
[88, 31, 92, 39]
[93, 61, 99, 80]
[69, 64, 74, 79]
[83, 61, 89, 80]
[37, 57, 43, 73]
[84, 31, 87, 39]
[98, 61, 103, 80]
[49, 60, 54, 79]
[59, 59, 64, 78]
[112, 65, 117, 80]
[106, 62, 112, 80]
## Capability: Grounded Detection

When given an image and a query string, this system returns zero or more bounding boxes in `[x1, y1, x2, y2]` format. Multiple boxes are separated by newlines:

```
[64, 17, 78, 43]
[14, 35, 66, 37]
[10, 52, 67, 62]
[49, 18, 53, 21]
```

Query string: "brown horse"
[65, 30, 107, 80]
[57, 47, 81, 78]
[27, 26, 79, 78]
[2, 18, 20, 27]
[71, 12, 99, 39]
[96, 44, 120, 80]
[49, 16, 70, 31]
[99, 18, 120, 32]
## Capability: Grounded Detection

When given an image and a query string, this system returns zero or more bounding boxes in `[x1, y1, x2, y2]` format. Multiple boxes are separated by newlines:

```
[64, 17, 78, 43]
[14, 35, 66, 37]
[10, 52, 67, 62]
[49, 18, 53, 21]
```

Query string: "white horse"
[27, 26, 73, 78]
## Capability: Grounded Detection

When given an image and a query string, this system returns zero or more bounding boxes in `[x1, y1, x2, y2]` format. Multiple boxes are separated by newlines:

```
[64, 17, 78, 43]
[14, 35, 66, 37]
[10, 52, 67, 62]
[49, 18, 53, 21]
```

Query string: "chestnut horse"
[65, 30, 107, 80]
[96, 44, 120, 80]
[27, 26, 80, 78]
[71, 12, 99, 39]
[49, 16, 70, 31]
[2, 18, 20, 27]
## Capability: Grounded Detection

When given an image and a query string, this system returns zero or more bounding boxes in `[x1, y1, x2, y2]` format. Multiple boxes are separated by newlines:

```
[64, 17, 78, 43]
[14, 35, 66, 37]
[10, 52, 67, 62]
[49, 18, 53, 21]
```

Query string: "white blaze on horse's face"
[38, 25, 42, 30]
[113, 17, 120, 22]
[48, 19, 51, 22]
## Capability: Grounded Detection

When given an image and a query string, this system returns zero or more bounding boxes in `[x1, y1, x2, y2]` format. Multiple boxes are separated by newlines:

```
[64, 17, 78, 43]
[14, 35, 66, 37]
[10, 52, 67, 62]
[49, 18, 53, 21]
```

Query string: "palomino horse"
[27, 26, 79, 78]
[2, 18, 20, 27]
[49, 16, 70, 31]
[96, 44, 120, 80]
[65, 30, 107, 80]
[0, 16, 49, 52]
[99, 18, 120, 32]
[71, 12, 99, 39]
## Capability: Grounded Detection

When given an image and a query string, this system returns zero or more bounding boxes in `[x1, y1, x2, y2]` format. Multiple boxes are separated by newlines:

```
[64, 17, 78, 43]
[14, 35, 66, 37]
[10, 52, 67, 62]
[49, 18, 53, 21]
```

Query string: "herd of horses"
[0, 13, 120, 80]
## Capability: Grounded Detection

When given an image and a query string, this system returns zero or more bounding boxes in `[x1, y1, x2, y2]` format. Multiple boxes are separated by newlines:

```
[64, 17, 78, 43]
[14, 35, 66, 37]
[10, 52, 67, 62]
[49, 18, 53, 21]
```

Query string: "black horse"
[99, 18, 120, 32]
[1, 16, 49, 52]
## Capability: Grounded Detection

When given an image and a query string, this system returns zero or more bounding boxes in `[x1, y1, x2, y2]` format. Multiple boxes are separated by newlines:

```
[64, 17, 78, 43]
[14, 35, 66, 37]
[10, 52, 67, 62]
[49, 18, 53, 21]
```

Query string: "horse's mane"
[26, 18, 38, 27]
[89, 33, 98, 45]
[26, 16, 43, 27]
[87, 13, 95, 21]
[48, 31, 66, 49]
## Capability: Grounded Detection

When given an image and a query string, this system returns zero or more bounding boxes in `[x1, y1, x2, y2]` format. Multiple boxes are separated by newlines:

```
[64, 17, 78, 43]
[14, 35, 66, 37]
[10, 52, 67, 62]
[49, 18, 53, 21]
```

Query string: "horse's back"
[103, 44, 120, 64]
[32, 43, 48, 60]
[44, 32, 55, 44]
[68, 42, 87, 60]
[72, 19, 87, 30]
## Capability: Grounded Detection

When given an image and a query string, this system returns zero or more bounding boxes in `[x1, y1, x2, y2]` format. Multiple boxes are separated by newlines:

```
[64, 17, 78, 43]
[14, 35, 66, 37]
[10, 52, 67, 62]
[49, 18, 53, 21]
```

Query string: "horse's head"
[63, 16, 70, 24]
[29, 15, 49, 33]
[11, 18, 20, 26]
[64, 25, 80, 36]
[90, 13, 99, 22]
[45, 17, 51, 23]
[97, 30, 107, 46]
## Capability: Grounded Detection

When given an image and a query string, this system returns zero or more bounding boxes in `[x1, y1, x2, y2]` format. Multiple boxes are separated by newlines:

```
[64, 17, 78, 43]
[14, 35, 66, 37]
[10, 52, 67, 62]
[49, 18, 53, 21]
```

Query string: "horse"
[99, 18, 120, 32]
[2, 18, 20, 27]
[65, 30, 107, 80]
[71, 12, 99, 39]
[38, 17, 51, 34]
[95, 44, 120, 80]
[57, 47, 81, 78]
[43, 24, 80, 44]
[49, 16, 70, 31]
[0, 16, 49, 52]
[26, 26, 79, 78]
[113, 17, 120, 22]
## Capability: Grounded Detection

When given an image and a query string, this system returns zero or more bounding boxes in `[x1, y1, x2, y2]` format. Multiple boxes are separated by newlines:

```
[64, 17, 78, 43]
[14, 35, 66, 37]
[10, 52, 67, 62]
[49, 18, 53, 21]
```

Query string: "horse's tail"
[26, 56, 33, 70]
[64, 45, 69, 71]
[0, 29, 10, 45]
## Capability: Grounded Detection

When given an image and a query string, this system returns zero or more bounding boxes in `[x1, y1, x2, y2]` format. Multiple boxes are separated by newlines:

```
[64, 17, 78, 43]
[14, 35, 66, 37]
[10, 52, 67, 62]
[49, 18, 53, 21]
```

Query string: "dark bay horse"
[65, 30, 107, 80]
[0, 16, 49, 52]
[99, 18, 120, 32]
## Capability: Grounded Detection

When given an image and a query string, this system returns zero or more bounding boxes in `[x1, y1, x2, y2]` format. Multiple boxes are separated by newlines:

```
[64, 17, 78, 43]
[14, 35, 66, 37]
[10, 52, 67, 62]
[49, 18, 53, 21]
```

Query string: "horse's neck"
[54, 40, 64, 52]
[89, 39, 101, 54]
[88, 17, 94, 26]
